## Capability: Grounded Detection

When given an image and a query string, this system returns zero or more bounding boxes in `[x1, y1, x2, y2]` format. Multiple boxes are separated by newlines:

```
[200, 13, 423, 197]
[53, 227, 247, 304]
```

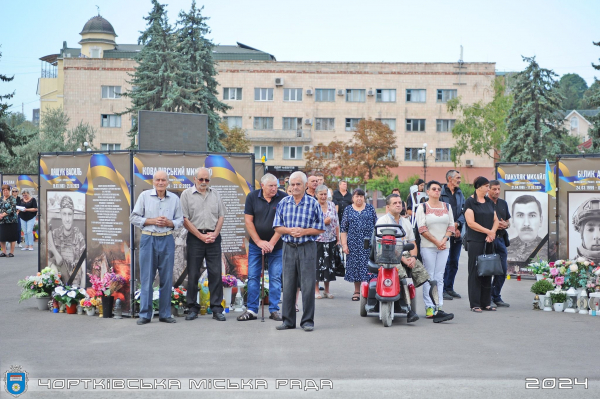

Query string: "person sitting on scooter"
[376, 194, 453, 323]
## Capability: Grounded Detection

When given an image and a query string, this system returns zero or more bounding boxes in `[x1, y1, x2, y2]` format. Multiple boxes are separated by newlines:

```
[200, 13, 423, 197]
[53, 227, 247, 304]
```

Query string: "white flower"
[79, 288, 88, 297]
[584, 261, 590, 266]
[570, 265, 578, 272]
[152, 291, 160, 300]
[577, 257, 586, 263]
[134, 290, 141, 299]
[54, 286, 66, 295]
[67, 291, 76, 298]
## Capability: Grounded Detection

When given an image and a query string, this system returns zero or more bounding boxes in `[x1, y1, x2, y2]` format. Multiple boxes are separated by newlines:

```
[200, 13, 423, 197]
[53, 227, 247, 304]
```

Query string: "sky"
[1, 0, 599, 120]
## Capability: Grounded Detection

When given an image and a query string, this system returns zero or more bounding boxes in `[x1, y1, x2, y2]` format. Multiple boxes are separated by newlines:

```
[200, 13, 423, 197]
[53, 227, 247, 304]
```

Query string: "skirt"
[316, 240, 337, 282]
[0, 222, 20, 242]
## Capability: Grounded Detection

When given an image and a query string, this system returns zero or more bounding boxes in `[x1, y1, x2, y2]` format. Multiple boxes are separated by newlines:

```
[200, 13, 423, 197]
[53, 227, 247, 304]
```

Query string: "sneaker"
[425, 307, 435, 318]
[494, 300, 510, 307]
[18, 244, 22, 248]
[447, 290, 462, 298]
[406, 310, 419, 323]
[28, 248, 34, 251]
[433, 310, 454, 323]
[443, 292, 454, 301]
[21, 247, 28, 251]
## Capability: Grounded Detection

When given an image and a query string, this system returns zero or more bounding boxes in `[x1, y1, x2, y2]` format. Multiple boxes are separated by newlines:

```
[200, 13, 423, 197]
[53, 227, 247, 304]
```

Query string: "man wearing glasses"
[181, 167, 227, 321]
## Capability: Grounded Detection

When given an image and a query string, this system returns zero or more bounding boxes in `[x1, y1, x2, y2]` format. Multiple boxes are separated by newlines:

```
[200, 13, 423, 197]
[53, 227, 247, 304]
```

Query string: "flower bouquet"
[88, 269, 127, 297]
[222, 274, 237, 288]
[17, 267, 62, 302]
[528, 258, 550, 276]
[171, 286, 187, 309]
[53, 286, 87, 306]
[80, 298, 99, 315]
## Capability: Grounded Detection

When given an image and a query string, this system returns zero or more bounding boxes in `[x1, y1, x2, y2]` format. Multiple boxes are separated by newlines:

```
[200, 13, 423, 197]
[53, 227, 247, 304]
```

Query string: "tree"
[219, 122, 249, 153]
[0, 47, 17, 157]
[558, 73, 588, 110]
[584, 41, 600, 152]
[501, 56, 579, 162]
[344, 119, 398, 182]
[581, 80, 600, 109]
[304, 139, 353, 185]
[447, 77, 513, 164]
[176, 1, 230, 152]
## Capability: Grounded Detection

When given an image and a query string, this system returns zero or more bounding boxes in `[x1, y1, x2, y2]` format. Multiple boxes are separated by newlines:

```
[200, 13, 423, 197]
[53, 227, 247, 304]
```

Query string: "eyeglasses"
[429, 187, 441, 191]
[196, 177, 210, 183]
[11, 191, 18, 193]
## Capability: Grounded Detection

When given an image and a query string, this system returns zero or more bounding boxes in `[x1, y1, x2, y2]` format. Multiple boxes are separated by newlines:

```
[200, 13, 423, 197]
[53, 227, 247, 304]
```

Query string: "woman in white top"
[416, 180, 455, 319]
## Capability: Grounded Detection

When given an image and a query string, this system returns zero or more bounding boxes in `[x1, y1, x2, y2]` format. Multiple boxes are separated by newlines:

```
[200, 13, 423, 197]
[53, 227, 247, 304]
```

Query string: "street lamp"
[417, 143, 435, 182]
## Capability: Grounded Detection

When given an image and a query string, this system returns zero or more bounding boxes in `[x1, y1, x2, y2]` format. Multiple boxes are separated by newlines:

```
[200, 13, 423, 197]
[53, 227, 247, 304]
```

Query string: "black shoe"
[137, 318, 151, 325]
[301, 325, 314, 332]
[276, 324, 296, 330]
[269, 311, 282, 321]
[433, 310, 454, 323]
[447, 290, 462, 298]
[406, 310, 419, 323]
[494, 300, 510, 307]
[159, 317, 177, 323]
[185, 311, 198, 320]
[443, 292, 454, 300]
[212, 312, 226, 321]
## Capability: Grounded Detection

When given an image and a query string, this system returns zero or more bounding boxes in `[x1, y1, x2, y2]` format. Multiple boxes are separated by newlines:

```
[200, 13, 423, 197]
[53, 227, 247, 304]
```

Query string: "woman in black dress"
[464, 177, 499, 312]
[0, 185, 19, 257]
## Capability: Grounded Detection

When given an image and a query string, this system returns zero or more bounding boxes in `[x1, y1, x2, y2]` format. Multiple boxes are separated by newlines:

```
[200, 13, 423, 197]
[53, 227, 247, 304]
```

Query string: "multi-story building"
[38, 14, 496, 181]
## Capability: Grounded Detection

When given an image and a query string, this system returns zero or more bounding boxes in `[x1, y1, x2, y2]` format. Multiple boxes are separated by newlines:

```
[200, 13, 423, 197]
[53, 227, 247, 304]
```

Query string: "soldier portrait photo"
[505, 191, 548, 262]
[46, 192, 86, 286]
[568, 193, 600, 263]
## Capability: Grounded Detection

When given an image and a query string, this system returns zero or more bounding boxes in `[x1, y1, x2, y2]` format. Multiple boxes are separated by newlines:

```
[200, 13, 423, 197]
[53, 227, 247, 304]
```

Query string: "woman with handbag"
[315, 185, 339, 299]
[464, 177, 499, 313]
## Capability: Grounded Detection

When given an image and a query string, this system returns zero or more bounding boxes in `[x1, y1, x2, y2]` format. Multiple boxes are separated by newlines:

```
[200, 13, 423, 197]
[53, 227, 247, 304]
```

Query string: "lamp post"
[417, 143, 435, 182]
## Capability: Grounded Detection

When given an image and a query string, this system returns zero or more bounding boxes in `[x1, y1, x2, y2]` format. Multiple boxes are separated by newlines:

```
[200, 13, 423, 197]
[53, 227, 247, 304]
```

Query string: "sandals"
[323, 292, 334, 299]
[236, 311, 257, 321]
[0, 253, 6, 257]
[351, 292, 360, 301]
[8, 253, 14, 258]
[315, 292, 323, 299]
[483, 306, 497, 311]
[471, 307, 482, 313]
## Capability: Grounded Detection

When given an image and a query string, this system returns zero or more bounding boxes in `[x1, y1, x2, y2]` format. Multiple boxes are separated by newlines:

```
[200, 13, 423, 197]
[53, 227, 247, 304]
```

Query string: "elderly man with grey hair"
[130, 170, 183, 325]
[273, 171, 325, 331]
[237, 173, 288, 321]
[181, 166, 227, 321]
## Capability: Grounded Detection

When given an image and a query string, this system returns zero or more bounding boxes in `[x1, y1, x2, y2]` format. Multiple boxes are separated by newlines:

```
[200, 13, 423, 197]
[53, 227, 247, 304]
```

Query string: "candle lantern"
[589, 293, 600, 316]
[565, 287, 578, 313]
[578, 290, 588, 314]
[113, 299, 123, 319]
[532, 295, 541, 310]
[543, 291, 553, 312]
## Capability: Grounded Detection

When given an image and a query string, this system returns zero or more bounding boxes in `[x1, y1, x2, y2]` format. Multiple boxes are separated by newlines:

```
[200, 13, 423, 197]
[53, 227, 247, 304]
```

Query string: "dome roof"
[80, 15, 117, 37]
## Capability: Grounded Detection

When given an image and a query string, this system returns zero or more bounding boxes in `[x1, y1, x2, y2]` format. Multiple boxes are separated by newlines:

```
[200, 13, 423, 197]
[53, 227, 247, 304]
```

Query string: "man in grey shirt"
[181, 167, 227, 321]
[130, 171, 183, 325]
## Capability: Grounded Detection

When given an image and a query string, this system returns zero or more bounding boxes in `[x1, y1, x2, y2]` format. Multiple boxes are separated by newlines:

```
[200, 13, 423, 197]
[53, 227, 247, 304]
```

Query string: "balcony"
[246, 129, 311, 142]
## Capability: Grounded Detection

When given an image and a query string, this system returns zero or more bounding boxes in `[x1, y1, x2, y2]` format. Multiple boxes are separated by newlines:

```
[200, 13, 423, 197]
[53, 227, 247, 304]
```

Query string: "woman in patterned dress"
[340, 189, 377, 301]
[315, 185, 339, 299]
[0, 185, 19, 257]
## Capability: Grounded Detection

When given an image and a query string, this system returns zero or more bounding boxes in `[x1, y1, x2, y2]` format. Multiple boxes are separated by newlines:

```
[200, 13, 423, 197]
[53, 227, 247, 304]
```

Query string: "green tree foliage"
[585, 41, 600, 152]
[558, 73, 588, 110]
[501, 56, 579, 162]
[0, 47, 17, 157]
[366, 174, 420, 201]
[581, 80, 600, 109]
[219, 122, 249, 153]
[447, 77, 513, 164]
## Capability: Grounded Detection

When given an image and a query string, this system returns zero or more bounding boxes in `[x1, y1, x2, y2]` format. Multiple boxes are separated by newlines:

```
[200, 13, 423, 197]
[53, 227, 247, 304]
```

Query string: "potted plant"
[529, 259, 550, 281]
[17, 267, 63, 310]
[89, 269, 127, 318]
[531, 279, 554, 305]
[171, 286, 187, 317]
[53, 286, 87, 314]
[80, 298, 98, 316]
[550, 291, 567, 312]
[222, 274, 237, 310]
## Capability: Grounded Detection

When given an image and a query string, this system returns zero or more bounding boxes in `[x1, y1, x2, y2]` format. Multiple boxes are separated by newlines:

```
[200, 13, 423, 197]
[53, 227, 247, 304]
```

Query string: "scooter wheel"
[359, 295, 367, 317]
[381, 302, 392, 327]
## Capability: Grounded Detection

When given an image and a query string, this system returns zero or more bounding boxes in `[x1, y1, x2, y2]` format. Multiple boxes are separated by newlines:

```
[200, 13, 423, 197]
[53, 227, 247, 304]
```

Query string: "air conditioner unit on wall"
[367, 90, 374, 96]
[337, 89, 344, 96]
[275, 77, 284, 86]
[304, 145, 312, 152]
[465, 159, 474, 167]
[306, 89, 313, 95]
[304, 119, 312, 125]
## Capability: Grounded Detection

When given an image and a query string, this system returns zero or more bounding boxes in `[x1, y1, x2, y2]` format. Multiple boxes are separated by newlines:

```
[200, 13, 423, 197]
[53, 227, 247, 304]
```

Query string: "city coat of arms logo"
[4, 365, 28, 397]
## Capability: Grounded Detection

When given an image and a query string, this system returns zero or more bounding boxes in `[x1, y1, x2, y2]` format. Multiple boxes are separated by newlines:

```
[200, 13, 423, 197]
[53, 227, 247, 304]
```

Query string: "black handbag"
[476, 242, 503, 277]
[333, 244, 346, 277]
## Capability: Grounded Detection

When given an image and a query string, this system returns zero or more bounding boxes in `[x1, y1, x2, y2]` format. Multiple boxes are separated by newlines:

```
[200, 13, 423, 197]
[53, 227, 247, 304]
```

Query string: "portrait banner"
[132, 152, 254, 295]
[496, 163, 556, 276]
[39, 152, 132, 312]
[556, 155, 600, 263]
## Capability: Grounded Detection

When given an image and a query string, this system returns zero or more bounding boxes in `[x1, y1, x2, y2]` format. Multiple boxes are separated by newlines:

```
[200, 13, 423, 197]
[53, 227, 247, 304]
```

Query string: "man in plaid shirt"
[273, 171, 325, 332]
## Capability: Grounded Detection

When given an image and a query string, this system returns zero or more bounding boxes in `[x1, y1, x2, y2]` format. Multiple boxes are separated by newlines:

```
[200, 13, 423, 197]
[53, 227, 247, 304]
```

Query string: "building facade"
[38, 15, 496, 181]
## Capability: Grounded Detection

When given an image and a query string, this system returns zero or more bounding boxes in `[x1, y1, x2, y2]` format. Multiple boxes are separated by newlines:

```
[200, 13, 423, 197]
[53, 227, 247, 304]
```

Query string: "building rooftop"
[80, 15, 117, 37]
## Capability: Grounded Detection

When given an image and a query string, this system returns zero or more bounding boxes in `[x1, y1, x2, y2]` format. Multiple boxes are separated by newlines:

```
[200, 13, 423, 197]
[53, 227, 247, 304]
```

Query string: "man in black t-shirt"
[488, 180, 511, 308]
[240, 173, 288, 321]
[332, 180, 352, 223]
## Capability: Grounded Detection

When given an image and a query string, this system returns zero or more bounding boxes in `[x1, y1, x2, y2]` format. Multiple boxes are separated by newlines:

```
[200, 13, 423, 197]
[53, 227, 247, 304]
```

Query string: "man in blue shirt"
[130, 171, 183, 325]
[273, 171, 325, 332]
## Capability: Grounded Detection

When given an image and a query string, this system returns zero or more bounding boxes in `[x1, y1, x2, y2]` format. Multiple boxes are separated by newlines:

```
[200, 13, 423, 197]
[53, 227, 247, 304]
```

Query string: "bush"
[530, 279, 554, 295]
[550, 292, 567, 304]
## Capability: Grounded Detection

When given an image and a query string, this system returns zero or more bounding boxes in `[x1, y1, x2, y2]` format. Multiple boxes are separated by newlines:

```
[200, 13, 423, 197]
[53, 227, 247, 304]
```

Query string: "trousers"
[247, 243, 283, 313]
[139, 234, 174, 320]
[421, 247, 449, 308]
[186, 234, 223, 313]
[282, 241, 317, 328]
[467, 241, 493, 309]
[491, 237, 508, 303]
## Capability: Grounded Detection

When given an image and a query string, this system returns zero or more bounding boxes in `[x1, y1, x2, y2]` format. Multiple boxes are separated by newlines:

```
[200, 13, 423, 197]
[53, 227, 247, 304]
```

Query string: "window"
[90, 47, 101, 58]
[284, 88, 302, 102]
[223, 87, 242, 101]
[101, 86, 121, 99]
[253, 117, 273, 130]
[315, 89, 335, 102]
[570, 116, 579, 133]
[436, 119, 455, 132]
[346, 89, 366, 102]
[254, 88, 273, 101]
[437, 89, 457, 103]
[406, 119, 426, 132]
[254, 146, 274, 160]
[376, 118, 396, 131]
[404, 148, 423, 161]
[406, 89, 426, 103]
[314, 146, 334, 159]
[224, 116, 242, 129]
[387, 149, 396, 160]
[283, 117, 302, 130]
[283, 146, 303, 160]
[101, 143, 121, 151]
[315, 118, 335, 131]
[376, 89, 396, 102]
[345, 118, 361, 131]
[436, 148, 452, 162]
[101, 114, 121, 128]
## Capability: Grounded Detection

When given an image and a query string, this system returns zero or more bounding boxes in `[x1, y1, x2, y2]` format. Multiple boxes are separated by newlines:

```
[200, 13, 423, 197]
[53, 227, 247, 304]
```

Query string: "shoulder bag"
[476, 242, 503, 277]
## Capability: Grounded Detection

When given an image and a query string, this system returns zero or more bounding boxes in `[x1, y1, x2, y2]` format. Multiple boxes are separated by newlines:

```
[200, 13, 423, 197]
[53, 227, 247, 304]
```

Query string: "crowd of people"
[0, 185, 38, 257]
[130, 167, 511, 330]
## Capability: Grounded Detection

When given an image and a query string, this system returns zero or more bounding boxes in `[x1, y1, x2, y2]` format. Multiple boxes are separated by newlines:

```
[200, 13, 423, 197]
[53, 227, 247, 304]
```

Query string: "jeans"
[20, 218, 36, 247]
[138, 234, 174, 320]
[491, 237, 508, 303]
[421, 247, 449, 309]
[443, 237, 463, 292]
[247, 243, 283, 314]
